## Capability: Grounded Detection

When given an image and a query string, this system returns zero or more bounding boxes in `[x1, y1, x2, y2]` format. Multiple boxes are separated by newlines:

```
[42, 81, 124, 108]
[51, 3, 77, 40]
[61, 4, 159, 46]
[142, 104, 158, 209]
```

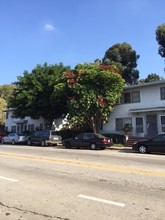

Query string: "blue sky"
[1, 0, 165, 85]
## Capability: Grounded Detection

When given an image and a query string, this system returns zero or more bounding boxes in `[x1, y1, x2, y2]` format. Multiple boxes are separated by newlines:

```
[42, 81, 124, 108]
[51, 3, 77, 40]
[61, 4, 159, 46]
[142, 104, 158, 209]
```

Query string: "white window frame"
[135, 117, 144, 133]
[122, 91, 140, 104]
[116, 117, 132, 131]
[160, 87, 165, 100]
[160, 115, 165, 133]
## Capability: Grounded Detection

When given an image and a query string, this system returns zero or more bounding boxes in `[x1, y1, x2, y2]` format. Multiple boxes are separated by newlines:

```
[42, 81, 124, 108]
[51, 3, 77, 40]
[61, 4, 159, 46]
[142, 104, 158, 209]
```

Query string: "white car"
[1, 133, 28, 145]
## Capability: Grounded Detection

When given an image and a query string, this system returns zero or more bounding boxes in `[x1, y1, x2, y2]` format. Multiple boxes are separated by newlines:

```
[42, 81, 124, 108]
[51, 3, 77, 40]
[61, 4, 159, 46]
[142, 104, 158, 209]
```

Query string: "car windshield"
[152, 135, 165, 141]
[51, 131, 59, 136]
[95, 133, 106, 138]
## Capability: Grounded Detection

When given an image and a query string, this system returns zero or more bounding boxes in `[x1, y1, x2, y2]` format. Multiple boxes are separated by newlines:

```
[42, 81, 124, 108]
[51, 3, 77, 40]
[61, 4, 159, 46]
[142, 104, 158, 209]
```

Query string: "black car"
[132, 134, 165, 154]
[62, 133, 113, 150]
[27, 130, 62, 146]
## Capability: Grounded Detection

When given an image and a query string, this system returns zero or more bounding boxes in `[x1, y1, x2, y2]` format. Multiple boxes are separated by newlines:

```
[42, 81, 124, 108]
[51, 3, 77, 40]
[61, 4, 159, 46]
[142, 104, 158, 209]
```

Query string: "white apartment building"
[4, 109, 65, 133]
[4, 80, 165, 137]
[102, 80, 165, 137]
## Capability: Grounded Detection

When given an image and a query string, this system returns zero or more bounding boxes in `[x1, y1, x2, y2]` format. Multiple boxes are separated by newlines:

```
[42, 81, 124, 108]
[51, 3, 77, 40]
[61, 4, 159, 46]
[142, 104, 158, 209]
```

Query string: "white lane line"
[0, 176, 18, 182]
[78, 194, 125, 207]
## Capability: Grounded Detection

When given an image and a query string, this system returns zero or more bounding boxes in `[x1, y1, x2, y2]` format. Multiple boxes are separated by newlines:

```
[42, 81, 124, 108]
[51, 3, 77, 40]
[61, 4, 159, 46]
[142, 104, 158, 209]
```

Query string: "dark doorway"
[146, 114, 158, 137]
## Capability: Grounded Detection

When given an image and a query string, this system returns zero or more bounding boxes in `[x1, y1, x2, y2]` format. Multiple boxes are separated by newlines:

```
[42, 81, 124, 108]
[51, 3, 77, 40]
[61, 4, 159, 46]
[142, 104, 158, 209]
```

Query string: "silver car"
[1, 133, 28, 145]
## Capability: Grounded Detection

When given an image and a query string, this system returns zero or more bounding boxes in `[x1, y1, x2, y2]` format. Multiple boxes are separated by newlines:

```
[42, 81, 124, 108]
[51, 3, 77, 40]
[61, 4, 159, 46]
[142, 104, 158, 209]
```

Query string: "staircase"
[125, 137, 150, 147]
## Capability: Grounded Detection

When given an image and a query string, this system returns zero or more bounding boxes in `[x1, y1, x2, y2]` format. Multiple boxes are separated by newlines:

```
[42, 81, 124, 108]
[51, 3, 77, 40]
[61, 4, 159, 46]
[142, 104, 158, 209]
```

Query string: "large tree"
[0, 97, 7, 127]
[138, 73, 163, 84]
[102, 42, 140, 85]
[0, 84, 16, 105]
[144, 73, 161, 83]
[0, 84, 15, 129]
[9, 63, 70, 128]
[54, 62, 125, 133]
[156, 23, 165, 58]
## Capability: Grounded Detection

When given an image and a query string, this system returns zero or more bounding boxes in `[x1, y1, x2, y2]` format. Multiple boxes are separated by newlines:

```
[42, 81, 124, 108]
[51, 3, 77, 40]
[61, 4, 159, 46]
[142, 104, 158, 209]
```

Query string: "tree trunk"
[87, 113, 102, 133]
[88, 117, 96, 133]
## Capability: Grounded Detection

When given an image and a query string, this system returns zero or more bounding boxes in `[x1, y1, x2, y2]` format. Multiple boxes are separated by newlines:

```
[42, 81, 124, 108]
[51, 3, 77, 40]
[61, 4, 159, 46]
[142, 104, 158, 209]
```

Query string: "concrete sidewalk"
[56, 144, 133, 152]
[107, 145, 133, 152]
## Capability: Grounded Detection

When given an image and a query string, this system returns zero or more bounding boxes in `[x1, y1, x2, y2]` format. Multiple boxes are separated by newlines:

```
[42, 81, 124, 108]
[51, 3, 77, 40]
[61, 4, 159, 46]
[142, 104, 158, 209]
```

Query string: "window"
[122, 91, 140, 103]
[28, 124, 34, 131]
[75, 134, 83, 139]
[123, 93, 131, 103]
[135, 117, 143, 133]
[6, 112, 8, 119]
[153, 135, 165, 141]
[132, 91, 140, 103]
[24, 125, 27, 131]
[160, 116, 165, 132]
[160, 87, 165, 100]
[11, 126, 16, 132]
[116, 118, 123, 130]
[116, 117, 132, 131]
[9, 133, 15, 137]
[39, 123, 43, 130]
[84, 134, 93, 140]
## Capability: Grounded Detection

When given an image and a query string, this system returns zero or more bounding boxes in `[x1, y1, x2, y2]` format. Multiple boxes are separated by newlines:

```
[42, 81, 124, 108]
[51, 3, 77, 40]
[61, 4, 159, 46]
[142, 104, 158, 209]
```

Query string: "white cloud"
[44, 24, 55, 31]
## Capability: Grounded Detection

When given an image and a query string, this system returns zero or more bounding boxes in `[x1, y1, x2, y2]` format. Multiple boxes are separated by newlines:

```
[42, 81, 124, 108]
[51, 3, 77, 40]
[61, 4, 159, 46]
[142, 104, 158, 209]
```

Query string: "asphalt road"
[0, 144, 165, 220]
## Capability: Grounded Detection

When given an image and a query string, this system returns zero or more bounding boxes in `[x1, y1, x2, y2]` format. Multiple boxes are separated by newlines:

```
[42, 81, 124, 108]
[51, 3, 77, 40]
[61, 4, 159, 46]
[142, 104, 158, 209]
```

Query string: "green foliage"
[0, 97, 7, 126]
[60, 62, 125, 133]
[156, 23, 165, 58]
[0, 84, 15, 128]
[59, 124, 92, 139]
[0, 84, 16, 105]
[102, 42, 140, 85]
[138, 73, 163, 84]
[123, 123, 132, 132]
[59, 127, 74, 139]
[8, 63, 70, 127]
[144, 73, 161, 82]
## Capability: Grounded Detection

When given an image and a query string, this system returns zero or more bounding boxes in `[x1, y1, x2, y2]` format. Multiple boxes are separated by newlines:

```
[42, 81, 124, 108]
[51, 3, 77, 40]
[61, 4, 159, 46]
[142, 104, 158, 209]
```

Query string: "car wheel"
[1, 139, 4, 144]
[65, 141, 71, 149]
[138, 145, 147, 154]
[27, 139, 32, 146]
[12, 139, 15, 145]
[41, 140, 46, 146]
[90, 143, 97, 150]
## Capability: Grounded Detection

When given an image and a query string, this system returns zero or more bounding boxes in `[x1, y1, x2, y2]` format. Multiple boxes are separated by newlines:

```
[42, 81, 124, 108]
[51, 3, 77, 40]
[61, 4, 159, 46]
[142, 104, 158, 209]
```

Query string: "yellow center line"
[1, 153, 165, 177]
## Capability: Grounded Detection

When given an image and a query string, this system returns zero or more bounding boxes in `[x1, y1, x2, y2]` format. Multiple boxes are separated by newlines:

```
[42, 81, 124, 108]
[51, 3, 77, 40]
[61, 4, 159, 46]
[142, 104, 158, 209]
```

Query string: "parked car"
[62, 133, 113, 150]
[0, 134, 6, 143]
[27, 130, 62, 146]
[132, 134, 165, 154]
[1, 133, 29, 145]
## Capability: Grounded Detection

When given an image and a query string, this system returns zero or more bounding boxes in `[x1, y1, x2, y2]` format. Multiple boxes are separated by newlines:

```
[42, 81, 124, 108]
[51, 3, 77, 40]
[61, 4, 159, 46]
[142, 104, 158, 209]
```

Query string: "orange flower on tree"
[98, 95, 106, 106]
[100, 64, 121, 75]
[64, 71, 77, 85]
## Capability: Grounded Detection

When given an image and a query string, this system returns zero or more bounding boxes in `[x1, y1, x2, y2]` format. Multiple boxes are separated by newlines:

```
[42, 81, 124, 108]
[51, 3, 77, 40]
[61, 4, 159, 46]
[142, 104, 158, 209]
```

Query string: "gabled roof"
[3, 108, 15, 112]
[124, 80, 165, 90]
[129, 106, 165, 113]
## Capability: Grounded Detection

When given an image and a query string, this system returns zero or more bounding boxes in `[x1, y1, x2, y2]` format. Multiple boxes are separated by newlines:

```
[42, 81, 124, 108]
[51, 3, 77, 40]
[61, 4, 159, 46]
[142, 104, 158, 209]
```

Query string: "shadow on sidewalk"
[108, 146, 165, 155]
[107, 145, 133, 153]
